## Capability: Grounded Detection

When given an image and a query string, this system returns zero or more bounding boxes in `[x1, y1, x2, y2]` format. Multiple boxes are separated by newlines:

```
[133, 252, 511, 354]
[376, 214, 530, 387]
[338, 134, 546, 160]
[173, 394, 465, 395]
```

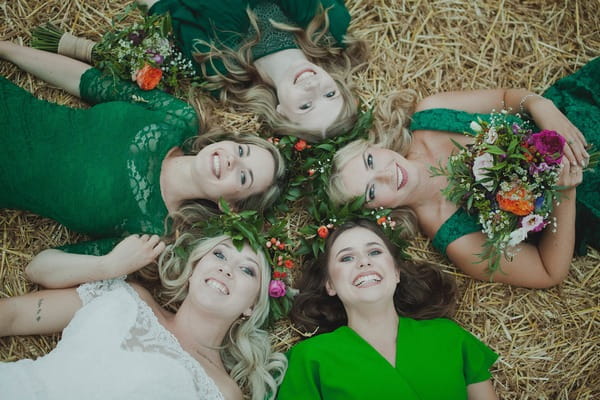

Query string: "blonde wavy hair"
[157, 233, 287, 400]
[328, 89, 420, 236]
[192, 5, 369, 142]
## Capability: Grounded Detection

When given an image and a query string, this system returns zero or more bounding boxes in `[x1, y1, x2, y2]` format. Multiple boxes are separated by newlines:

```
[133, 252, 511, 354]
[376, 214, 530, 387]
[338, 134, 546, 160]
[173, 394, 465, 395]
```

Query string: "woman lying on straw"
[0, 231, 287, 400]
[278, 218, 498, 399]
[328, 58, 599, 288]
[36, 0, 368, 142]
[0, 41, 285, 286]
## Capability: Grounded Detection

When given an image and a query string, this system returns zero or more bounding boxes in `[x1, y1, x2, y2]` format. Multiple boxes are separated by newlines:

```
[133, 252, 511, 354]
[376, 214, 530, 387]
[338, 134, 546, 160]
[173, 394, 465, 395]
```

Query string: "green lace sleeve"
[57, 237, 121, 256]
[432, 208, 481, 257]
[79, 68, 198, 133]
[410, 108, 526, 136]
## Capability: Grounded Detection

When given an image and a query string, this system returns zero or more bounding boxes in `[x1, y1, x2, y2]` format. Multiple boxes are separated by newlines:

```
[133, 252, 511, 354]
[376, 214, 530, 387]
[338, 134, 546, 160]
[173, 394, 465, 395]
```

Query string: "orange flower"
[294, 139, 308, 151]
[308, 169, 316, 176]
[135, 64, 163, 90]
[317, 225, 329, 239]
[496, 184, 534, 216]
[377, 216, 387, 225]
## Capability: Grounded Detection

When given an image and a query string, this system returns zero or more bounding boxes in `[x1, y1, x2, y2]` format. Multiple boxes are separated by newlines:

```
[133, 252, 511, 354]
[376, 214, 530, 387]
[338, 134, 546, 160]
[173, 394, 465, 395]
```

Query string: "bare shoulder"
[216, 375, 244, 400]
[128, 282, 171, 320]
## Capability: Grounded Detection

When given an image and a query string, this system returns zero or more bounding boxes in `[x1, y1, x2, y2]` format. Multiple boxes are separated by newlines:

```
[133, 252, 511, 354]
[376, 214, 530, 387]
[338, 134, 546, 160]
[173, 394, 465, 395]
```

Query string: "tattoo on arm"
[36, 298, 43, 322]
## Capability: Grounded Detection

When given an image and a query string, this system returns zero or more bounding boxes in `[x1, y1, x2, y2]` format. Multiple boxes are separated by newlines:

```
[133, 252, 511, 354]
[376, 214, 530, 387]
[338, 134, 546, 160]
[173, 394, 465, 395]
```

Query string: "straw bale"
[1, 0, 599, 398]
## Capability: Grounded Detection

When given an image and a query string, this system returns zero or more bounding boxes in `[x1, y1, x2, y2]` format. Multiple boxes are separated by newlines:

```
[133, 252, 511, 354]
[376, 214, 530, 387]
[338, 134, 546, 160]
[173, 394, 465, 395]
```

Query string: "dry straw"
[1, 0, 599, 398]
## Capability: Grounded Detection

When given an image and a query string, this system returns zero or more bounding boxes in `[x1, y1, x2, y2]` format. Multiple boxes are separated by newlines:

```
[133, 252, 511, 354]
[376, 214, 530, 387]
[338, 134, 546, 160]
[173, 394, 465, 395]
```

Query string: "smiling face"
[194, 140, 276, 204]
[275, 61, 344, 134]
[325, 227, 399, 309]
[338, 146, 416, 209]
[188, 239, 262, 319]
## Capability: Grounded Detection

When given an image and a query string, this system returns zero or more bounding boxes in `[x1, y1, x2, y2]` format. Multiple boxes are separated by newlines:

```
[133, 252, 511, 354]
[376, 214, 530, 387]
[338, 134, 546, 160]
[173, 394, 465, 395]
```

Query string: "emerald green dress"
[0, 68, 199, 255]
[410, 57, 600, 257]
[278, 317, 498, 399]
[149, 0, 351, 76]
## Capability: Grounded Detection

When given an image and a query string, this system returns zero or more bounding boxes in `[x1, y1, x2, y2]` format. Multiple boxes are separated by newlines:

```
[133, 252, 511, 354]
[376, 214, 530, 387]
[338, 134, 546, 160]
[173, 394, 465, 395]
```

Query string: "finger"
[562, 144, 577, 166]
[148, 234, 161, 245]
[154, 241, 167, 256]
[140, 234, 150, 241]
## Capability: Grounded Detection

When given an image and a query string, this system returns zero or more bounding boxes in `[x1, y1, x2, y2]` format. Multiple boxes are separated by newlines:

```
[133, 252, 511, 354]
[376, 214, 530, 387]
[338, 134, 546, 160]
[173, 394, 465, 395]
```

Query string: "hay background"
[1, 0, 599, 398]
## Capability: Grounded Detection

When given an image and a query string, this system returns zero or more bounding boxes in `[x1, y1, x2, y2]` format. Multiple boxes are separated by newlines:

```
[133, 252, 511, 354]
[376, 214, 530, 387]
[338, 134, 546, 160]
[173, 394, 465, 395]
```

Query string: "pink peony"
[528, 130, 565, 165]
[520, 214, 546, 233]
[268, 280, 286, 298]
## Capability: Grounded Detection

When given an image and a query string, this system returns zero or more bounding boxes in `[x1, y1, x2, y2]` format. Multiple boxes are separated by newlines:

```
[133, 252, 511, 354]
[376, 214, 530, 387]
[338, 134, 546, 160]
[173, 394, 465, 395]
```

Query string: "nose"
[374, 168, 392, 184]
[358, 254, 371, 269]
[218, 266, 232, 278]
[226, 154, 236, 169]
[299, 76, 319, 90]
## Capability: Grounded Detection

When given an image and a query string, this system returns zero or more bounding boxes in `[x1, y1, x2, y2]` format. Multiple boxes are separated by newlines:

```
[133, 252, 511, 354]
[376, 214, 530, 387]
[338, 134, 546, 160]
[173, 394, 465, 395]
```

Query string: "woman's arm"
[446, 158, 581, 288]
[26, 235, 166, 288]
[416, 89, 589, 167]
[0, 41, 92, 97]
[0, 288, 82, 337]
[467, 380, 497, 400]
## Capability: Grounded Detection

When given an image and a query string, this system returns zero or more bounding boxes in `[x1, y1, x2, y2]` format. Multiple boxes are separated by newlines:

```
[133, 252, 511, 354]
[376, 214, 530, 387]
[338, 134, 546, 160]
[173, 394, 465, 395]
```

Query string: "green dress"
[410, 57, 600, 257]
[277, 317, 498, 399]
[0, 68, 199, 255]
[149, 0, 351, 76]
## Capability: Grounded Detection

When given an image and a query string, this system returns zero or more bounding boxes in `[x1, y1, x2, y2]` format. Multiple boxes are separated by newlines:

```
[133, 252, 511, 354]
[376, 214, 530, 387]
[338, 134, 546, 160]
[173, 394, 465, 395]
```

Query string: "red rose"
[135, 64, 163, 90]
[284, 259, 294, 269]
[294, 139, 308, 151]
[317, 225, 329, 239]
[308, 169, 316, 176]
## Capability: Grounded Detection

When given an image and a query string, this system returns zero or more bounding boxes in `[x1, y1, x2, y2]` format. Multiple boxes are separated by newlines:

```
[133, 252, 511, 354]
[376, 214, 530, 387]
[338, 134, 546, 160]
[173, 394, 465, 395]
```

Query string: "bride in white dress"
[0, 233, 287, 400]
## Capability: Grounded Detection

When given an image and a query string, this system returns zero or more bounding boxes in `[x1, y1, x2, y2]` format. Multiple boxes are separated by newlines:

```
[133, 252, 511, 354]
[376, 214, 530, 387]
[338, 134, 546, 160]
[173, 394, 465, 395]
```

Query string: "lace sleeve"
[76, 277, 128, 306]
[57, 237, 121, 256]
[79, 68, 198, 132]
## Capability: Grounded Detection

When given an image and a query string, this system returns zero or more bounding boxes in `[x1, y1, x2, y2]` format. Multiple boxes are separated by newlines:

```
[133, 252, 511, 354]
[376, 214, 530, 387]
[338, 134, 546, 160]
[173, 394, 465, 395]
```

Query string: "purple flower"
[128, 30, 145, 46]
[152, 54, 164, 64]
[529, 162, 551, 175]
[268, 280, 286, 298]
[520, 214, 546, 233]
[512, 123, 521, 135]
[528, 130, 565, 165]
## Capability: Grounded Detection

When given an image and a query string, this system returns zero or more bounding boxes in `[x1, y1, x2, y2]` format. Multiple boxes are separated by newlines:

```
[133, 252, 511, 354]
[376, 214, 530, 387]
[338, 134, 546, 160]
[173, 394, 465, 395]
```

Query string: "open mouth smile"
[396, 163, 407, 190]
[205, 278, 229, 295]
[352, 272, 382, 288]
[294, 69, 316, 84]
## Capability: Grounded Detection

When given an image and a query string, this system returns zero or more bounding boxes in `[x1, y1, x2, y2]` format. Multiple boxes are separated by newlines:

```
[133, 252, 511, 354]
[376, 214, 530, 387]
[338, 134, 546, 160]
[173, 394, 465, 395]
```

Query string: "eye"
[240, 266, 256, 277]
[299, 102, 312, 110]
[213, 250, 225, 260]
[369, 249, 382, 256]
[340, 254, 354, 262]
[367, 184, 375, 202]
[238, 145, 244, 157]
[240, 171, 247, 185]
[325, 90, 336, 98]
[366, 153, 373, 168]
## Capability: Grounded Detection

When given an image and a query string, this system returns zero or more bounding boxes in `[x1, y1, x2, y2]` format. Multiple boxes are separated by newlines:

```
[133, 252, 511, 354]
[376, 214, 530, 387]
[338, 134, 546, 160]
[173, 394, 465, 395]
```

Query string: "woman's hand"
[527, 97, 589, 168]
[102, 234, 166, 277]
[557, 157, 584, 190]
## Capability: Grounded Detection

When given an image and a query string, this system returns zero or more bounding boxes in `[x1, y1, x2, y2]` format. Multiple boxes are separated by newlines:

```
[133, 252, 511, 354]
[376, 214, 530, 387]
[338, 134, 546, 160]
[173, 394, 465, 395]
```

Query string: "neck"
[168, 300, 235, 370]
[346, 301, 399, 339]
[160, 155, 209, 212]
[405, 141, 445, 210]
[254, 48, 308, 87]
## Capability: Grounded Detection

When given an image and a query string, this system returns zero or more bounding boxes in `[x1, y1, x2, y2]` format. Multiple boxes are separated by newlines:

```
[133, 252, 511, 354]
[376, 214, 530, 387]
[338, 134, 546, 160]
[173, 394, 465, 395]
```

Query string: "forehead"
[339, 151, 368, 198]
[247, 145, 275, 191]
[330, 227, 383, 254]
[215, 240, 261, 264]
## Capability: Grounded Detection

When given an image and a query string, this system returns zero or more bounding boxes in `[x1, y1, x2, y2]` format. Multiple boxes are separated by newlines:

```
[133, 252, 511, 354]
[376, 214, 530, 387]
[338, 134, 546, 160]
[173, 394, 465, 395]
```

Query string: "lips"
[294, 68, 316, 84]
[205, 278, 229, 295]
[395, 163, 407, 190]
[352, 272, 382, 288]
[212, 153, 221, 179]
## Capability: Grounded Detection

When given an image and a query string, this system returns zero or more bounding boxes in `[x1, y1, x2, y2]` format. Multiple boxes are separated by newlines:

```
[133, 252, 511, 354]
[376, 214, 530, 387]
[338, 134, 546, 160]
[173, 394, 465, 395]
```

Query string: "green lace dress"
[149, 0, 351, 76]
[0, 69, 199, 255]
[410, 57, 600, 257]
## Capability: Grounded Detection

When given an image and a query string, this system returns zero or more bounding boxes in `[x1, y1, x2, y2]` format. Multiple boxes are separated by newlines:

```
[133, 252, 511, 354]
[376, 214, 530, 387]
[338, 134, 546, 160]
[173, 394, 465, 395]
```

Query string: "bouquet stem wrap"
[57, 33, 96, 62]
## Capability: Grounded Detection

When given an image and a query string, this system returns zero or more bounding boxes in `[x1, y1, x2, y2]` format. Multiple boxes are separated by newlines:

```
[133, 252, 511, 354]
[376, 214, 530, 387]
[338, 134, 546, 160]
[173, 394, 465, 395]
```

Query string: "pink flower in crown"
[268, 280, 287, 298]
[520, 214, 546, 233]
[528, 130, 565, 165]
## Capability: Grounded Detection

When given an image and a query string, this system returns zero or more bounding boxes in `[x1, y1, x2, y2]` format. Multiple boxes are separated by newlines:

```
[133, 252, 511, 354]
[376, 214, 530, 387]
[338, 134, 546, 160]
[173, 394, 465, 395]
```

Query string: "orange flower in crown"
[496, 183, 534, 216]
[135, 64, 163, 90]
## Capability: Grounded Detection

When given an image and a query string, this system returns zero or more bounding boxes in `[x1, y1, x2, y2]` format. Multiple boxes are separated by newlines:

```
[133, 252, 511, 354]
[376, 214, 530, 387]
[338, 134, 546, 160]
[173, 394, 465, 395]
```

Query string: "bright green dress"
[278, 317, 498, 399]
[410, 57, 600, 257]
[149, 0, 351, 76]
[0, 69, 198, 255]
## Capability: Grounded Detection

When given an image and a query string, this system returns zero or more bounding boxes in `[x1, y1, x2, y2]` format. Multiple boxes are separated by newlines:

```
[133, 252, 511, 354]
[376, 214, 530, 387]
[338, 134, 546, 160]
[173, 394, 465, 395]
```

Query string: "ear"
[276, 104, 283, 115]
[325, 279, 337, 296]
[242, 307, 253, 318]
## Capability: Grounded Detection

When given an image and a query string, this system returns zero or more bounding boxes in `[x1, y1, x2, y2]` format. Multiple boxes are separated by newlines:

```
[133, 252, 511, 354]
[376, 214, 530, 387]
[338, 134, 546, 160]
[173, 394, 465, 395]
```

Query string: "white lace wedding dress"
[0, 279, 225, 400]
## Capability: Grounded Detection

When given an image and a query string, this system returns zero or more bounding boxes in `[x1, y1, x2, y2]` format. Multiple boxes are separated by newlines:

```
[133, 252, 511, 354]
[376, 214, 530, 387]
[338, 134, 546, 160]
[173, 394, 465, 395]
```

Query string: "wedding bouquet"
[431, 111, 567, 274]
[33, 12, 196, 93]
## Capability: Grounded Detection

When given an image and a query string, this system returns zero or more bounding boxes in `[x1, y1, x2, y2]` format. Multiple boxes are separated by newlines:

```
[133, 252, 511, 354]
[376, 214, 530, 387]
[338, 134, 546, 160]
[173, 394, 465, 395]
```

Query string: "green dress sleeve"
[456, 322, 499, 384]
[277, 344, 323, 399]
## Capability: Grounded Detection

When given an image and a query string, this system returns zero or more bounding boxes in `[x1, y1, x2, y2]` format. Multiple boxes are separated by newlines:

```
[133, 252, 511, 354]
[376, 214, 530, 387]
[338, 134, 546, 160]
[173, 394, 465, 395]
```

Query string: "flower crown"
[192, 200, 296, 326]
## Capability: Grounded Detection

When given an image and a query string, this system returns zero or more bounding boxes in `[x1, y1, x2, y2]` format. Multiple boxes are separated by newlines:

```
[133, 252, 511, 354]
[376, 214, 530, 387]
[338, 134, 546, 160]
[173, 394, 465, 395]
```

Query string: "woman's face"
[325, 227, 399, 308]
[194, 140, 275, 204]
[188, 239, 262, 319]
[338, 147, 416, 209]
[275, 61, 343, 134]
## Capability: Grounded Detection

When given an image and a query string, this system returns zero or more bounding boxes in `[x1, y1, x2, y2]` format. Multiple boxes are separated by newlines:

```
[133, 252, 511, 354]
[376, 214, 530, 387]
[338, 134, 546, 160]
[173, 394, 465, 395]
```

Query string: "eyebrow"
[246, 144, 251, 156]
[248, 169, 254, 188]
[362, 151, 370, 201]
[334, 241, 383, 258]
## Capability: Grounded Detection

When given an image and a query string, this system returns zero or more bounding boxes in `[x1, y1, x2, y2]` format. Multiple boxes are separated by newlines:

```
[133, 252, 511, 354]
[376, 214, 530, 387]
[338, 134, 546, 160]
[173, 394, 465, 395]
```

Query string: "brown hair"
[290, 219, 456, 336]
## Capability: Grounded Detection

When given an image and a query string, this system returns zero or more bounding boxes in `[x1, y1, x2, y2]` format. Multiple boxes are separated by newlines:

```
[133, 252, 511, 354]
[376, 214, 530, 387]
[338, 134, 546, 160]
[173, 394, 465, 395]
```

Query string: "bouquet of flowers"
[431, 111, 568, 274]
[32, 9, 196, 93]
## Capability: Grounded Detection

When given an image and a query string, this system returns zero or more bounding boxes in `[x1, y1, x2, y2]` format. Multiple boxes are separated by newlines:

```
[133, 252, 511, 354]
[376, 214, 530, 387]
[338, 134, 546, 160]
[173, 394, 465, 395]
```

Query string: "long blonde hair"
[192, 4, 369, 141]
[328, 89, 420, 235]
[157, 233, 287, 400]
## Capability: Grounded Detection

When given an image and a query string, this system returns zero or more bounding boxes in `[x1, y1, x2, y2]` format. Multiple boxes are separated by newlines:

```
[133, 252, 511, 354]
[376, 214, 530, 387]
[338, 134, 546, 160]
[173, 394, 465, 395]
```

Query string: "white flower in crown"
[472, 153, 494, 191]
